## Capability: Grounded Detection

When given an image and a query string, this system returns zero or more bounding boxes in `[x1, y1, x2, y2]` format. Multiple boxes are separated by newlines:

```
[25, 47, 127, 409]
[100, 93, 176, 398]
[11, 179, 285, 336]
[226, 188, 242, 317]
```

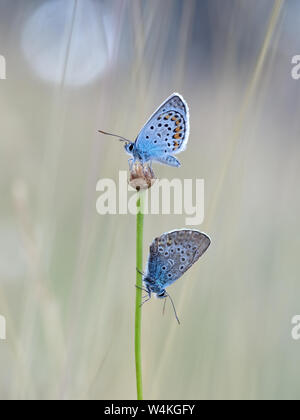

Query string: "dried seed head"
[129, 162, 156, 191]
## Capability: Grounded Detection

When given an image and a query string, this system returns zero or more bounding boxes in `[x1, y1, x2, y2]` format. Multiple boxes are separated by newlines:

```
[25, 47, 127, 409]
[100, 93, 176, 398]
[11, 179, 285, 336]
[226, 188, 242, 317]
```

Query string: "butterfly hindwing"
[147, 229, 210, 291]
[135, 93, 190, 163]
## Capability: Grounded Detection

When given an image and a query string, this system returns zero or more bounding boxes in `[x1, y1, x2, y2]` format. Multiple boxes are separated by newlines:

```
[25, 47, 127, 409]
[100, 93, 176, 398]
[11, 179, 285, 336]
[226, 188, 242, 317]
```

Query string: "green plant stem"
[135, 192, 144, 400]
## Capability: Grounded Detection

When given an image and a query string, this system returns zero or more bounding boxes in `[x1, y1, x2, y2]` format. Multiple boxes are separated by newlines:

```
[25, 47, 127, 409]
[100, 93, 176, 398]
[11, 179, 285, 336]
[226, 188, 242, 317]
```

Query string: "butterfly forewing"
[135, 93, 190, 159]
[147, 230, 210, 290]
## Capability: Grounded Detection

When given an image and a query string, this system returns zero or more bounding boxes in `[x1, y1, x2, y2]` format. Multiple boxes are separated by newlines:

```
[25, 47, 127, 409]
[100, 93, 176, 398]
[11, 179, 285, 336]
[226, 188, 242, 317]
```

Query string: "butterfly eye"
[128, 144, 134, 152]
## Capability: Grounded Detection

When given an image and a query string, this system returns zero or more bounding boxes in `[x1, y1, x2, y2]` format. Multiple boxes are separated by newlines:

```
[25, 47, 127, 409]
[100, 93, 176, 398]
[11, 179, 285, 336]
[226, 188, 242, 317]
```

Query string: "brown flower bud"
[128, 162, 156, 191]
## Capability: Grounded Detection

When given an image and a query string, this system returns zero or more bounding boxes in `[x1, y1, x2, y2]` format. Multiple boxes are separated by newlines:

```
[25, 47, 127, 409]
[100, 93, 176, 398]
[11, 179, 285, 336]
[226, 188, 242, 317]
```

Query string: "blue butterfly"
[140, 229, 211, 323]
[99, 93, 189, 168]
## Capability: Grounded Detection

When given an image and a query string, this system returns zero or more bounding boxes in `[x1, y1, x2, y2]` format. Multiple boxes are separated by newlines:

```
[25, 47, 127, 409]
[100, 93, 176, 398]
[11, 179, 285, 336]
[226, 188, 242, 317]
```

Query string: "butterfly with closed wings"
[139, 229, 211, 324]
[99, 93, 189, 168]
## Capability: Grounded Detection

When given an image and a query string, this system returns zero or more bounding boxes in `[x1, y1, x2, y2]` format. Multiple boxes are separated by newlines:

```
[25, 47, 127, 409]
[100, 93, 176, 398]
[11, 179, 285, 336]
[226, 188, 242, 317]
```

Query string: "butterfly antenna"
[98, 130, 131, 143]
[165, 292, 180, 325]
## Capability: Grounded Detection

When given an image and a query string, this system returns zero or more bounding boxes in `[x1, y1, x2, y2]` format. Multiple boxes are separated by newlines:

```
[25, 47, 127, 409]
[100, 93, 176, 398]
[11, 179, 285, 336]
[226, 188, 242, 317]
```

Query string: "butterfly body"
[124, 141, 152, 166]
[143, 229, 211, 301]
[123, 93, 189, 168]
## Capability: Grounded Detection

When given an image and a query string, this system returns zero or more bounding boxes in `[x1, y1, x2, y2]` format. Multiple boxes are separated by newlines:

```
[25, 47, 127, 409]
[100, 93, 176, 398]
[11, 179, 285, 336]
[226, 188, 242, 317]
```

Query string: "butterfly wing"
[135, 93, 190, 162]
[147, 229, 210, 292]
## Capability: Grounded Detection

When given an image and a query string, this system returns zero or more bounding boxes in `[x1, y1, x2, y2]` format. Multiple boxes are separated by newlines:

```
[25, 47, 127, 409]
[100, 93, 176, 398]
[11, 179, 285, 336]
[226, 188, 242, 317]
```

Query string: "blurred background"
[0, 0, 300, 400]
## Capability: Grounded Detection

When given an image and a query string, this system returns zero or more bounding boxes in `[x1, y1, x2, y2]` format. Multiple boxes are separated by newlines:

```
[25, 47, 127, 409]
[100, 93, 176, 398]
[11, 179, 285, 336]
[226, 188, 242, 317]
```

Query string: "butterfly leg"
[136, 158, 148, 176]
[137, 286, 152, 306]
[135, 284, 148, 293]
[136, 288, 149, 301]
[140, 293, 151, 306]
[143, 160, 153, 175]
[142, 164, 147, 176]
[128, 158, 134, 170]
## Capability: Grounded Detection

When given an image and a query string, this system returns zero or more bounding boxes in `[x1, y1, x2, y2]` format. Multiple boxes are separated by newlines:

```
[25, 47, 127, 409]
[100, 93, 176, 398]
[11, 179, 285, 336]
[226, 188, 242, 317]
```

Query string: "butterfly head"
[143, 274, 180, 324]
[156, 291, 167, 299]
[124, 141, 136, 156]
